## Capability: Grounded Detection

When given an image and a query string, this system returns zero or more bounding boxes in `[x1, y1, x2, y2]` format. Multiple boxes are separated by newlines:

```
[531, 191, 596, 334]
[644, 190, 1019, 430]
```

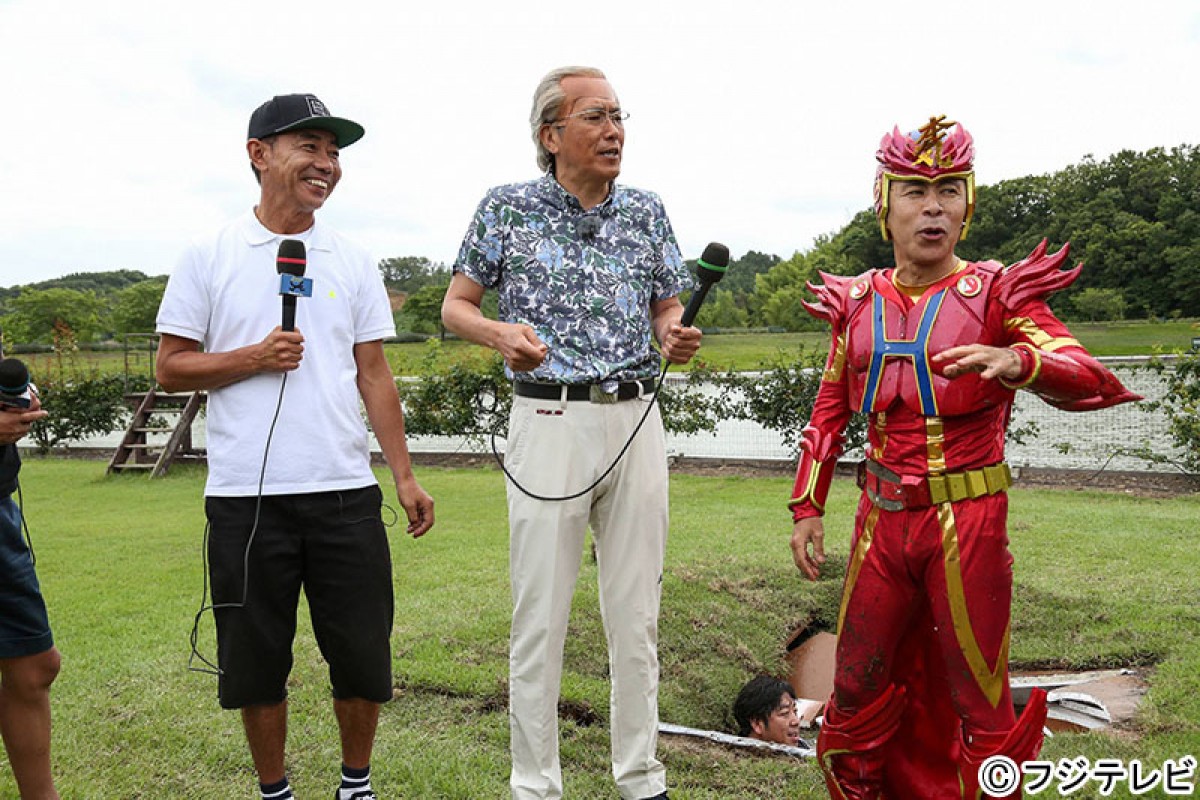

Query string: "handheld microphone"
[276, 239, 308, 332]
[0, 358, 32, 410]
[679, 242, 730, 328]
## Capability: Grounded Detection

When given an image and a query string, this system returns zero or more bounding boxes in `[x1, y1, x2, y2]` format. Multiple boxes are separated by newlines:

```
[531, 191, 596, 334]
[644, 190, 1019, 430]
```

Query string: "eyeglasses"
[552, 107, 630, 128]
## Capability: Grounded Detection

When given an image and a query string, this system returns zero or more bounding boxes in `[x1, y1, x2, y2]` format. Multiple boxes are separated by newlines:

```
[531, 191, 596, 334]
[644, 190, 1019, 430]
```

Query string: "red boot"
[817, 685, 906, 799]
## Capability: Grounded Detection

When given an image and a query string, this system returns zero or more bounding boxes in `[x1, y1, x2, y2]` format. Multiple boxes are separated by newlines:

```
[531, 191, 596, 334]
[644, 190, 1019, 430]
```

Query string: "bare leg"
[0, 647, 61, 800]
[334, 698, 380, 770]
[242, 701, 288, 785]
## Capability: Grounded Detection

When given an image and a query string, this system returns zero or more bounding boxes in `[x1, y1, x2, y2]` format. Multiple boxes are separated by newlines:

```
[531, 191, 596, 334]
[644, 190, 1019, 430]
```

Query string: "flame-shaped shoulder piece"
[995, 239, 1082, 311]
[803, 271, 870, 326]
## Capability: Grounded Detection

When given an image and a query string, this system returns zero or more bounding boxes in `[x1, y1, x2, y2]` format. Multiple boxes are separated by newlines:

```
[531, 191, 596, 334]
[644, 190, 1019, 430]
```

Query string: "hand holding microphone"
[277, 239, 310, 332]
[260, 239, 311, 373]
[0, 358, 47, 444]
[0, 358, 34, 411]
[680, 242, 730, 328]
[497, 240, 731, 502]
[662, 242, 729, 364]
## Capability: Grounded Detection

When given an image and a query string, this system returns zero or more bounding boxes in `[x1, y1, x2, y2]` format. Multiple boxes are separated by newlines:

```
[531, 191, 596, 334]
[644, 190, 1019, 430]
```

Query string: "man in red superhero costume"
[788, 115, 1140, 799]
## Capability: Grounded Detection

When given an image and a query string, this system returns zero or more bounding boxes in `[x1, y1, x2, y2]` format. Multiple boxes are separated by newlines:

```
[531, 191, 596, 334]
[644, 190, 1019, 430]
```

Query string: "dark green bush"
[30, 373, 153, 454]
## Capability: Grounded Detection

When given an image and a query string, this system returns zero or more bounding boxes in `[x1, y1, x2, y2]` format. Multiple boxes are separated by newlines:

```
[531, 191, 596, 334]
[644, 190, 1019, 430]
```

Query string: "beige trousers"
[505, 391, 669, 800]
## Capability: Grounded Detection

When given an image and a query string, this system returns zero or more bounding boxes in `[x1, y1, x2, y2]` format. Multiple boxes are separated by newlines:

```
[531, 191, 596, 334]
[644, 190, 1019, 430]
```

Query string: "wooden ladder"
[107, 388, 206, 477]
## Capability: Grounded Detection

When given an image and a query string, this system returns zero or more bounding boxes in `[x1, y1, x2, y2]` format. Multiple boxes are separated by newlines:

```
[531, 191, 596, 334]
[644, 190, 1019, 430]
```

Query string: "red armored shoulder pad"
[995, 239, 1083, 311]
[803, 271, 871, 325]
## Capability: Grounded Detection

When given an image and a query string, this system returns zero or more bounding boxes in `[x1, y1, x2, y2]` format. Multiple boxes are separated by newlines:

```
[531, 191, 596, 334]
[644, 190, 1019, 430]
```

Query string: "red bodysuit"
[790, 242, 1139, 799]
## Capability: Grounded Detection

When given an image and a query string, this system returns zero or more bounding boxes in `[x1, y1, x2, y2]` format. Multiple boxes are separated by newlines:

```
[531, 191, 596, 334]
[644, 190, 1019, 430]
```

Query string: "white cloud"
[0, 0, 1196, 286]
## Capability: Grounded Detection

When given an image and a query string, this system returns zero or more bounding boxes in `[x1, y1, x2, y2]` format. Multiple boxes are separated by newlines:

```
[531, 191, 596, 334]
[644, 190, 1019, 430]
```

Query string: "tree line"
[0, 271, 166, 348]
[370, 143, 1200, 334]
[729, 143, 1200, 331]
[2, 143, 1196, 347]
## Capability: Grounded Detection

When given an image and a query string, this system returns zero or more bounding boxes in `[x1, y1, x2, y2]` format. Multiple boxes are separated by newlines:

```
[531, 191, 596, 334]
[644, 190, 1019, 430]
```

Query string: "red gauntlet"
[789, 425, 842, 520]
[1002, 343, 1141, 412]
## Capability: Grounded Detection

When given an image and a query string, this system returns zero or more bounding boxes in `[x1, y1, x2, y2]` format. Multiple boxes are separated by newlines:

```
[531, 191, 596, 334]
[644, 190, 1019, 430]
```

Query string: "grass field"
[23, 319, 1200, 381]
[4, 459, 1199, 798]
[385, 319, 1200, 373]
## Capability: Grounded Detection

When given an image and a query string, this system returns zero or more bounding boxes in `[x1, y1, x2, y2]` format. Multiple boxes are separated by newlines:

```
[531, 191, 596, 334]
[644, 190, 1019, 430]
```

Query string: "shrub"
[700, 348, 867, 459]
[1138, 351, 1200, 475]
[29, 374, 141, 454]
[19, 332, 153, 454]
[392, 343, 1043, 464]
[395, 341, 732, 445]
[396, 341, 511, 443]
[1070, 287, 1127, 322]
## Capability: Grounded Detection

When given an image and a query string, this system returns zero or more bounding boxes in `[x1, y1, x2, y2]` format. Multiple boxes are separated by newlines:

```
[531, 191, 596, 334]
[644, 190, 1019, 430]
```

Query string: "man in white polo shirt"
[155, 93, 434, 800]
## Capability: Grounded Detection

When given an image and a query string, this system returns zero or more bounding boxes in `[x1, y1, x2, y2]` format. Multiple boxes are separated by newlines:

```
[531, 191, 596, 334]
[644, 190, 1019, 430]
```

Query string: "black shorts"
[0, 495, 54, 659]
[205, 485, 394, 708]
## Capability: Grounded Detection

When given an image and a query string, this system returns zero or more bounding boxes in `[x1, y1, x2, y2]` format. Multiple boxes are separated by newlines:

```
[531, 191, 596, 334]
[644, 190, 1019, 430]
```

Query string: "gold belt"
[857, 460, 1013, 511]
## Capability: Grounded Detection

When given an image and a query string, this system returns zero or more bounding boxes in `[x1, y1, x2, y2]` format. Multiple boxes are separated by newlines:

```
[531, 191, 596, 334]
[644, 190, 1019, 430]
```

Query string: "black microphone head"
[0, 358, 29, 395]
[577, 217, 602, 239]
[696, 242, 730, 285]
[276, 239, 307, 277]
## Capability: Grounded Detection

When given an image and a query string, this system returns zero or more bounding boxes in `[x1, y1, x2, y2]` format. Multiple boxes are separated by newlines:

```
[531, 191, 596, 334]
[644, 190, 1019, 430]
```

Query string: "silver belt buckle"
[864, 460, 906, 512]
[589, 385, 617, 404]
[866, 486, 906, 513]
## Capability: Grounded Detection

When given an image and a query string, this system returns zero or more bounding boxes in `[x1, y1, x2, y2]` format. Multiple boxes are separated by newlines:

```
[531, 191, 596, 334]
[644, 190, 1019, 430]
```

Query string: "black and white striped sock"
[260, 777, 294, 800]
[337, 763, 372, 799]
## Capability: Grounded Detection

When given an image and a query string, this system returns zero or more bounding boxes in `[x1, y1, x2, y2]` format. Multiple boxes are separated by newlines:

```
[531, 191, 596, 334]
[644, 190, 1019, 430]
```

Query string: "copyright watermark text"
[979, 755, 1197, 796]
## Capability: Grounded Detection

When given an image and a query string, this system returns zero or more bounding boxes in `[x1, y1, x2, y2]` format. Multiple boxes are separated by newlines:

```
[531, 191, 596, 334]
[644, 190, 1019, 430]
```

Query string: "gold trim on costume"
[925, 416, 946, 476]
[824, 332, 848, 382]
[1004, 317, 1079, 352]
[999, 342, 1043, 390]
[820, 751, 854, 800]
[872, 412, 888, 460]
[790, 460, 825, 513]
[836, 505, 880, 635]
[892, 259, 967, 297]
[938, 502, 1010, 708]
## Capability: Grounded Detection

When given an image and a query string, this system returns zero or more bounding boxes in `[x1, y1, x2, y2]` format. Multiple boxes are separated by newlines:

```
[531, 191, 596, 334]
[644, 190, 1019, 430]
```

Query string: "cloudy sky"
[1, 0, 1197, 289]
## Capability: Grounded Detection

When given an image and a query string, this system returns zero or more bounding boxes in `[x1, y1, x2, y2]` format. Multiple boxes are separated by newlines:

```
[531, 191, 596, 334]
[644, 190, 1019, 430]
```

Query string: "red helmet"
[873, 115, 976, 241]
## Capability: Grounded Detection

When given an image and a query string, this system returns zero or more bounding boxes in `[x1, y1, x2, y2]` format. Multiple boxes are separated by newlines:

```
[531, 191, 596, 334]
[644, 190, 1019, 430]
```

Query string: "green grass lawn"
[6, 460, 1200, 798]
[383, 320, 1199, 374]
[1063, 319, 1200, 357]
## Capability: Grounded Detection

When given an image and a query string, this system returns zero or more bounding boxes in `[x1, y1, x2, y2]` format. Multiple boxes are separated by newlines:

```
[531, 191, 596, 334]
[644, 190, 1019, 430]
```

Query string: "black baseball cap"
[247, 93, 365, 148]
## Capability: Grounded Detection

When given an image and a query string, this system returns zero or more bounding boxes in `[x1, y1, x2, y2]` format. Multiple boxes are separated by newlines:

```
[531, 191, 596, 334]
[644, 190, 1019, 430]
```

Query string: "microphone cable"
[486, 241, 729, 502]
[490, 359, 673, 502]
[187, 372, 288, 676]
[14, 478, 34, 565]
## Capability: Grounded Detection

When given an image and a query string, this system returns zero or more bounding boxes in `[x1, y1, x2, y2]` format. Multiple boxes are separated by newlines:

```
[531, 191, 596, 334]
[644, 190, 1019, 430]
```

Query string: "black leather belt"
[513, 378, 655, 403]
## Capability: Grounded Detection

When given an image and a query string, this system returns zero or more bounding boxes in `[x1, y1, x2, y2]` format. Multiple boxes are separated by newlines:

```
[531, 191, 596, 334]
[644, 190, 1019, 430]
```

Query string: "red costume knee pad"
[818, 684, 907, 800]
[957, 688, 1048, 799]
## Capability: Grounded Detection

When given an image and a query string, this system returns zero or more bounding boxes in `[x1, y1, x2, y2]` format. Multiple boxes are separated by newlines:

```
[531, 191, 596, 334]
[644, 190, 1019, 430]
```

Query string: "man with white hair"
[443, 66, 700, 800]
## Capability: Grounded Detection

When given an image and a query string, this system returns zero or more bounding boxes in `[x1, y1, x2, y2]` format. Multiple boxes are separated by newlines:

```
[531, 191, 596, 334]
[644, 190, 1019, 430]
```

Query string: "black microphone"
[577, 217, 602, 239]
[0, 358, 32, 410]
[276, 239, 307, 332]
[680, 242, 730, 328]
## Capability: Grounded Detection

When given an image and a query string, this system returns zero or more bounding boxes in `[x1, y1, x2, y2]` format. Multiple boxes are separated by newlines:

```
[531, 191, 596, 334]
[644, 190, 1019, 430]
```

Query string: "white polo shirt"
[156, 210, 396, 496]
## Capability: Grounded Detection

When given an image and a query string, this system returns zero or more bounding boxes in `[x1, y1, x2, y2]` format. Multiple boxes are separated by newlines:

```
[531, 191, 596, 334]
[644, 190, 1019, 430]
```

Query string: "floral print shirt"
[454, 173, 692, 388]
